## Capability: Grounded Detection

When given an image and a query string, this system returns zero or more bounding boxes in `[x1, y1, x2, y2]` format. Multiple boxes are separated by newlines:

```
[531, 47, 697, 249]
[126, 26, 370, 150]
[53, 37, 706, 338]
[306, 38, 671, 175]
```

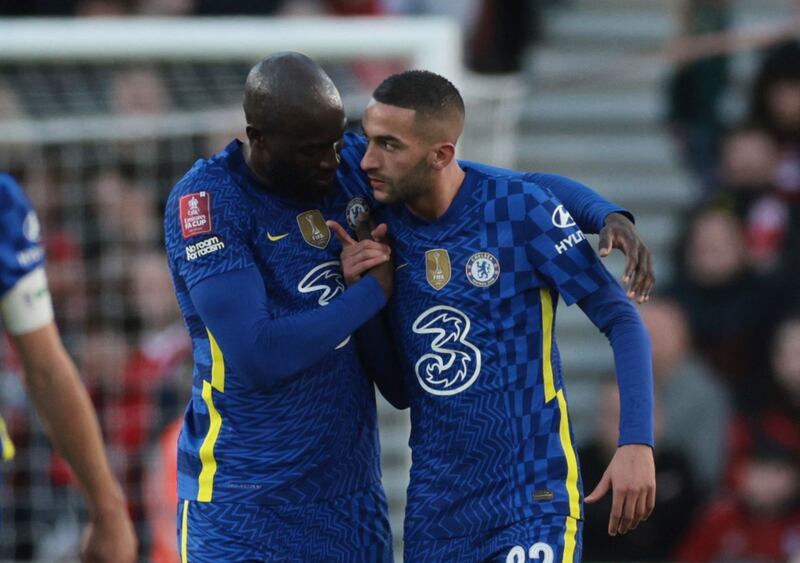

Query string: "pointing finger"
[326, 220, 356, 247]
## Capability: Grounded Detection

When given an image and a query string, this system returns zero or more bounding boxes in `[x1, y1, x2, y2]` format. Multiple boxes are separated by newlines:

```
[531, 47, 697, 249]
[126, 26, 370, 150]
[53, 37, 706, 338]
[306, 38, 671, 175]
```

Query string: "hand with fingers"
[598, 213, 655, 304]
[584, 443, 656, 537]
[327, 215, 394, 298]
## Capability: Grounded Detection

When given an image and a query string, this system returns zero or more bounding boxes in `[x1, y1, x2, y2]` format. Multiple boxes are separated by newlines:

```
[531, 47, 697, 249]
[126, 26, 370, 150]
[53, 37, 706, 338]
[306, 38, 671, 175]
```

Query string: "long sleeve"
[190, 266, 387, 390]
[577, 282, 654, 446]
[524, 173, 633, 234]
[355, 311, 409, 409]
[457, 159, 634, 234]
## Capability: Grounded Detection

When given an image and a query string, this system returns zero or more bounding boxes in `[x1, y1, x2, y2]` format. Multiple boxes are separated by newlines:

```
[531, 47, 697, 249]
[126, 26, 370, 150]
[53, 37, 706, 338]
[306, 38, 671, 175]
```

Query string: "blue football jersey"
[337, 134, 617, 540]
[164, 140, 382, 505]
[0, 174, 45, 298]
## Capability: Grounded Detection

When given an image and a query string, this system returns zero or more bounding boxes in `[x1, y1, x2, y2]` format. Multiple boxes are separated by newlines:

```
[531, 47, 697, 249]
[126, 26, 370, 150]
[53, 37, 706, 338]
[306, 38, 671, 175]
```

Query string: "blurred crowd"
[579, 12, 800, 560]
[0, 156, 195, 559]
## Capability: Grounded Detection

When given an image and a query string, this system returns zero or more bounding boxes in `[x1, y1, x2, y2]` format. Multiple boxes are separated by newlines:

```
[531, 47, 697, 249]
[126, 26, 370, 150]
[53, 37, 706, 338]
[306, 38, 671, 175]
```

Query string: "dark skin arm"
[598, 213, 655, 303]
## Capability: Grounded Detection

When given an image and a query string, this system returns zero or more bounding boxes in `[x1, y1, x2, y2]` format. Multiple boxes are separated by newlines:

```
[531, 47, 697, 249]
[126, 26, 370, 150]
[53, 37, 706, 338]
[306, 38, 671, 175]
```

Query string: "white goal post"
[0, 16, 462, 81]
[0, 16, 524, 167]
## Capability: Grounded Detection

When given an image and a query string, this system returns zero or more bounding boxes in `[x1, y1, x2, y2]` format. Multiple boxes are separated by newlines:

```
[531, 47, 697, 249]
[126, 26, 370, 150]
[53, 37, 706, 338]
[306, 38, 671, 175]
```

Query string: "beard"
[377, 158, 432, 204]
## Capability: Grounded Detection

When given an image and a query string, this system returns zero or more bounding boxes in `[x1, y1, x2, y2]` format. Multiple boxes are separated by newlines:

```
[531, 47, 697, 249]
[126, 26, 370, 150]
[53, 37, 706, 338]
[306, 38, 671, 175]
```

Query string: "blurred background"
[1, 0, 800, 561]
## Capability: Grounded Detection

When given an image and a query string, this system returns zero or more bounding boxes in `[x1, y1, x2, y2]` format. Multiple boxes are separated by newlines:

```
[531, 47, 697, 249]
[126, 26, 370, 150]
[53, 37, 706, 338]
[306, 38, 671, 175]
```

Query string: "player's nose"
[360, 145, 378, 172]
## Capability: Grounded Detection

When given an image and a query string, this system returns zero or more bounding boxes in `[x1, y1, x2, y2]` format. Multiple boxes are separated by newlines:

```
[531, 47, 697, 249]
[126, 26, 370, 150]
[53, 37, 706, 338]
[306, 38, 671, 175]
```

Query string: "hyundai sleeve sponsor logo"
[551, 205, 576, 229]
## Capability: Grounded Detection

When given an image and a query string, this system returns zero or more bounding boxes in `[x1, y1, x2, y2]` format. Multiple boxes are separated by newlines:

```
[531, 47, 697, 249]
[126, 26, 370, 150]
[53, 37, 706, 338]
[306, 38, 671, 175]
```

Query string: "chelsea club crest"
[465, 252, 500, 288]
[345, 197, 370, 230]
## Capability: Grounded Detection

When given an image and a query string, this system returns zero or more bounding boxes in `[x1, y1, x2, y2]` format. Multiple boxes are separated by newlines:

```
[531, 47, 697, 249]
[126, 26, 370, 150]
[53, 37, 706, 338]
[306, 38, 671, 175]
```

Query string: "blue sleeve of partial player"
[524, 173, 633, 233]
[190, 266, 387, 390]
[0, 174, 45, 297]
[577, 282, 654, 447]
[355, 311, 409, 409]
[460, 161, 633, 233]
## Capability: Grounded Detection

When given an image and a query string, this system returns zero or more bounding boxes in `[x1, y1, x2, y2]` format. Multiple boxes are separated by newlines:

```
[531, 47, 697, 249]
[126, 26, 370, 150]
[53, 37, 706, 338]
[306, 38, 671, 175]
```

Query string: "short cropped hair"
[372, 70, 465, 120]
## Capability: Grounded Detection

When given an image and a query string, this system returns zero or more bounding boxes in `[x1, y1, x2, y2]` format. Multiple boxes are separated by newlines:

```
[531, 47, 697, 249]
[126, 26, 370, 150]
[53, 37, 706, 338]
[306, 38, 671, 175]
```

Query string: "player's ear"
[430, 142, 456, 171]
[246, 125, 266, 147]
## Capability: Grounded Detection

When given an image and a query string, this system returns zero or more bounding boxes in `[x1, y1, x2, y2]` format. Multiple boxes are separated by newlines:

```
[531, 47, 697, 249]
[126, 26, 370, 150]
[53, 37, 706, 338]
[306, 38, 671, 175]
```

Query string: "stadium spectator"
[668, 206, 773, 401]
[109, 67, 170, 117]
[467, 0, 538, 74]
[580, 379, 699, 561]
[676, 436, 800, 562]
[749, 40, 800, 197]
[88, 167, 159, 251]
[665, 0, 732, 193]
[726, 313, 800, 491]
[714, 124, 788, 272]
[640, 298, 730, 494]
[384, 0, 537, 74]
[746, 41, 800, 287]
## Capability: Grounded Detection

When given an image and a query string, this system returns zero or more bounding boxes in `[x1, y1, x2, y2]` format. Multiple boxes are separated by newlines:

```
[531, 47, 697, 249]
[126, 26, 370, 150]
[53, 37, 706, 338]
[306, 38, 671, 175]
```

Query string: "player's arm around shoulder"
[521, 174, 654, 302]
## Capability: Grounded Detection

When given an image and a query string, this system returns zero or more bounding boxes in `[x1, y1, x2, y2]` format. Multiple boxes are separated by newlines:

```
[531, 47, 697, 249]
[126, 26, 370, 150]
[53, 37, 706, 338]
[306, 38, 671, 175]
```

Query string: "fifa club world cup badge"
[297, 210, 331, 249]
[345, 197, 370, 231]
[426, 249, 451, 290]
[180, 192, 212, 239]
[466, 252, 500, 288]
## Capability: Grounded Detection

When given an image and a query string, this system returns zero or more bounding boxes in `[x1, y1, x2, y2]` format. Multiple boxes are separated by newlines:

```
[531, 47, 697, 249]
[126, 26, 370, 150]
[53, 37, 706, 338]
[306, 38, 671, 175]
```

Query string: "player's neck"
[242, 142, 270, 186]
[405, 164, 466, 222]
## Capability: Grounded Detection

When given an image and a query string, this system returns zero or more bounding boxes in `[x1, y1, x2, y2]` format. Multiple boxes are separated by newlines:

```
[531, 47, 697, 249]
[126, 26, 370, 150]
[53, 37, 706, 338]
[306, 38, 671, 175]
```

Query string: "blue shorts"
[176, 484, 393, 562]
[403, 515, 582, 563]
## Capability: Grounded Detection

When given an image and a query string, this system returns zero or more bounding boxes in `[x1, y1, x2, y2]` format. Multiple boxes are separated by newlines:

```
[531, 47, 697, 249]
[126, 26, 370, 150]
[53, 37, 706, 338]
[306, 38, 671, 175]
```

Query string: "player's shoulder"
[163, 145, 252, 254]
[469, 165, 558, 216]
[167, 149, 240, 205]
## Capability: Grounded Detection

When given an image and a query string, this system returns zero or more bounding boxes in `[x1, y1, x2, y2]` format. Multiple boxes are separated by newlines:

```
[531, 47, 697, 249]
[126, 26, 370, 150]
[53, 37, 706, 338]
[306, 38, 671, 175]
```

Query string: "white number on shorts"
[529, 543, 554, 562]
[506, 542, 554, 563]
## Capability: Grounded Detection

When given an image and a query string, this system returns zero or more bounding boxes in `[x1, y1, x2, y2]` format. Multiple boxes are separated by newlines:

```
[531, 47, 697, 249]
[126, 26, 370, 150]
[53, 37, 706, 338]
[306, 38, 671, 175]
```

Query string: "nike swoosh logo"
[267, 232, 289, 242]
[395, 263, 408, 271]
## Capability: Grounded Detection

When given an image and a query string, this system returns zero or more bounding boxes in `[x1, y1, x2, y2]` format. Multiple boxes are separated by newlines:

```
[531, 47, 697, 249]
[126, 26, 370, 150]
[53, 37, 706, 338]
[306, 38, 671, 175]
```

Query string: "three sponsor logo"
[412, 305, 482, 396]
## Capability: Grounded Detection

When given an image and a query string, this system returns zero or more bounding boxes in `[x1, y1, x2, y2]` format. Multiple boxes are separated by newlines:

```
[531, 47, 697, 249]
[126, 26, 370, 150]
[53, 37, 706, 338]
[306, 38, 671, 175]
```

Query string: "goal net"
[0, 16, 524, 561]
